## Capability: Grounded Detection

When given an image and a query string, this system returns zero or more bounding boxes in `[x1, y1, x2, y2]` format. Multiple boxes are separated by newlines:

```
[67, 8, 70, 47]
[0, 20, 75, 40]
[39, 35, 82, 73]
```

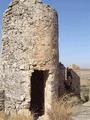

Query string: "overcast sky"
[0, 0, 90, 68]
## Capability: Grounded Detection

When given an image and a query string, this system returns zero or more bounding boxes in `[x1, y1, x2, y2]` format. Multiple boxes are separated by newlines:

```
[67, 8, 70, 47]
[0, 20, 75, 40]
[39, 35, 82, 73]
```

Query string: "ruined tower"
[1, 0, 59, 117]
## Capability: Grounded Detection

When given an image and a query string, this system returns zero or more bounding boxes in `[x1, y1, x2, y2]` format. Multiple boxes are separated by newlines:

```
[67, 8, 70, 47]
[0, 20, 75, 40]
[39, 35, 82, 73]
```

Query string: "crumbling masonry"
[1, 0, 90, 119]
[0, 0, 59, 117]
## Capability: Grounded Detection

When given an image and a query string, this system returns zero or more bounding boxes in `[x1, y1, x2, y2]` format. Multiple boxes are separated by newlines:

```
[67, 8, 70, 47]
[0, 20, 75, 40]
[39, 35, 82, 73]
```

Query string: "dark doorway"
[30, 70, 48, 117]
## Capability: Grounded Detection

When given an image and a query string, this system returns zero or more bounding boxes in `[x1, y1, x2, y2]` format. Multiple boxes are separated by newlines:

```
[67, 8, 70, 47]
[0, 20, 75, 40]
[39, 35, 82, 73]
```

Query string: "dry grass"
[48, 95, 74, 120]
[0, 111, 34, 120]
[0, 95, 75, 120]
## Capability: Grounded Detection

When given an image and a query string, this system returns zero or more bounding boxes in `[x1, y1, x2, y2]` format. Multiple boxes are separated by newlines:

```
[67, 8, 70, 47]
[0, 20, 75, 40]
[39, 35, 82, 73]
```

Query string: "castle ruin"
[0, 0, 90, 119]
[0, 0, 59, 117]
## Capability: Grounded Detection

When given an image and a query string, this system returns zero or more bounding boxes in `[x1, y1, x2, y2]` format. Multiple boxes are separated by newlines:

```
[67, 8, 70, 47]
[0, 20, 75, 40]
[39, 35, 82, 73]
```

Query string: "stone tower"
[1, 0, 59, 117]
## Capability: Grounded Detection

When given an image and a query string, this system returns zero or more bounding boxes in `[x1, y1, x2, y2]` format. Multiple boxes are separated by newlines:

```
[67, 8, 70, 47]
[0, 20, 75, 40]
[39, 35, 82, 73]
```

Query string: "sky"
[0, 0, 90, 68]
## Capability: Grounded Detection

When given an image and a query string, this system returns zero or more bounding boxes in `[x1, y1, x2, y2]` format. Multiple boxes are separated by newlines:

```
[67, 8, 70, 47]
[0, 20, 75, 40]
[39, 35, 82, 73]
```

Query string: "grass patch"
[0, 111, 34, 120]
[48, 95, 74, 120]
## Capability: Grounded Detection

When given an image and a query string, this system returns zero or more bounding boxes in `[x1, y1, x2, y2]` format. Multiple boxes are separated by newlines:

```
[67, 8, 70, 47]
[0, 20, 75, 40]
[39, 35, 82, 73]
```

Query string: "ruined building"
[0, 0, 59, 117]
[0, 0, 90, 119]
[69, 65, 90, 102]
[59, 63, 80, 98]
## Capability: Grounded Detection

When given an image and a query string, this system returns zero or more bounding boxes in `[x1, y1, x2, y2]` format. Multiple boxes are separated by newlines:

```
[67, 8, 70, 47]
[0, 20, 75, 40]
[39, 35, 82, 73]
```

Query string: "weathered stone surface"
[1, 1, 90, 119]
[59, 64, 90, 101]
[0, 90, 5, 111]
[1, 0, 59, 117]
[58, 63, 80, 98]
[58, 63, 66, 97]
[68, 64, 90, 102]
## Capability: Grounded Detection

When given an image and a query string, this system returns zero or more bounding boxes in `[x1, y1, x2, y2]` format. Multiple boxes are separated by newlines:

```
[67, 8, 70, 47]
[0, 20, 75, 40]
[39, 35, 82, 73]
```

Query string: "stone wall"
[0, 90, 5, 111]
[58, 63, 90, 102]
[58, 63, 80, 98]
[58, 63, 66, 97]
[2, 0, 90, 117]
[70, 69, 80, 97]
[69, 65, 90, 101]
[1, 0, 59, 117]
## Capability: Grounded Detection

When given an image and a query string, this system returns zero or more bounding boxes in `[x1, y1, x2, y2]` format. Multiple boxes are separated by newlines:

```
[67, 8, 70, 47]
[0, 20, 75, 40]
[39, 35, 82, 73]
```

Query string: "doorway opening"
[30, 70, 48, 117]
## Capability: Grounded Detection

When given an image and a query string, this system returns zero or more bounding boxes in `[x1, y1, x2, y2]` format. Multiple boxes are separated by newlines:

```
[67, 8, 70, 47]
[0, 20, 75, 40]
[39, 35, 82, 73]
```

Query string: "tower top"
[13, 0, 42, 3]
